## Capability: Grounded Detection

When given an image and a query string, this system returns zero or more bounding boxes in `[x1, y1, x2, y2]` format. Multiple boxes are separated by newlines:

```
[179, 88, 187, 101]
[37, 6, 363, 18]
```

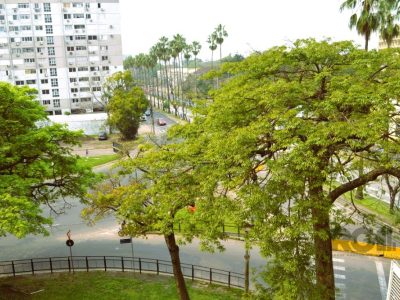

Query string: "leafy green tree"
[0, 83, 96, 238]
[171, 40, 400, 299]
[106, 72, 149, 140]
[83, 140, 228, 300]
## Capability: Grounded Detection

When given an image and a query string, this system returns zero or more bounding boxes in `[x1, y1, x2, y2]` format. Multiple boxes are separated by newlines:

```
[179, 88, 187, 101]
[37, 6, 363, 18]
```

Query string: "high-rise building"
[0, 0, 123, 115]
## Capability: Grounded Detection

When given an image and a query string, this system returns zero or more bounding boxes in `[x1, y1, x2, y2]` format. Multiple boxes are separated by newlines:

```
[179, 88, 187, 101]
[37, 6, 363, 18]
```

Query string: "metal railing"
[0, 256, 245, 289]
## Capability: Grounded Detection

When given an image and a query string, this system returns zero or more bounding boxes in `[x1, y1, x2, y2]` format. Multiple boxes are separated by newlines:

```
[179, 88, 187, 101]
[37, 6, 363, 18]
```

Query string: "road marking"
[335, 274, 346, 280]
[333, 258, 345, 263]
[334, 265, 346, 271]
[375, 261, 387, 300]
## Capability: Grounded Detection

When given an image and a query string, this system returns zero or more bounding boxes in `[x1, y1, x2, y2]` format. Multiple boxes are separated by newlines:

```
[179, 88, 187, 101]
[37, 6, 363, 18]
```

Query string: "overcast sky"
[119, 0, 379, 61]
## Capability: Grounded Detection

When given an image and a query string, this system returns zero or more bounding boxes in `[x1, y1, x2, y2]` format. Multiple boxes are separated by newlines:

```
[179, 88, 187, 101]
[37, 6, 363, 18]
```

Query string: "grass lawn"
[341, 190, 399, 225]
[78, 154, 120, 168]
[0, 272, 243, 300]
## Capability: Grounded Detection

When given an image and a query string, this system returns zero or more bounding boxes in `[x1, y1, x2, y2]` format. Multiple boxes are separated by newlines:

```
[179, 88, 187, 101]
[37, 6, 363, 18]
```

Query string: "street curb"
[332, 239, 400, 259]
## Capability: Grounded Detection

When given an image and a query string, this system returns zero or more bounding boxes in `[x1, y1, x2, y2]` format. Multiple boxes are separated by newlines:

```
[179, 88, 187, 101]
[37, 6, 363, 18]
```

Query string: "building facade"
[0, 0, 123, 115]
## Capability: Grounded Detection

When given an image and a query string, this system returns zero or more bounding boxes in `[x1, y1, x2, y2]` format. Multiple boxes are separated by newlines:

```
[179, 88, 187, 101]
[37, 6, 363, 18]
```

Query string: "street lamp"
[244, 226, 251, 294]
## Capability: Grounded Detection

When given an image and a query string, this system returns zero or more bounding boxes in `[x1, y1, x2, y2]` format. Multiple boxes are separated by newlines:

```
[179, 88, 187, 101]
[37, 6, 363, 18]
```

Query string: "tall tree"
[191, 41, 202, 73]
[207, 33, 217, 69]
[213, 24, 228, 62]
[340, 0, 382, 50]
[379, 0, 400, 47]
[83, 141, 228, 300]
[104, 71, 148, 140]
[171, 40, 400, 299]
[0, 83, 96, 238]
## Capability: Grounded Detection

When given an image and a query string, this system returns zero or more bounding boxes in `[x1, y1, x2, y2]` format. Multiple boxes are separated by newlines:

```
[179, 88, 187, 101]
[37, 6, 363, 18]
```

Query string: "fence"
[0, 256, 245, 289]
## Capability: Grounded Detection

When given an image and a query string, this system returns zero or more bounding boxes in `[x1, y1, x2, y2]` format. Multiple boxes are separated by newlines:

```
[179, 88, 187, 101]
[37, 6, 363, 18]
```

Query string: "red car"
[157, 118, 167, 126]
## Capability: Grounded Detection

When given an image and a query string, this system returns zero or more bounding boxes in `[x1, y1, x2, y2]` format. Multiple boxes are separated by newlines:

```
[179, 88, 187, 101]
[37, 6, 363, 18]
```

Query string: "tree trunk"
[311, 185, 335, 300]
[384, 174, 400, 211]
[164, 233, 190, 300]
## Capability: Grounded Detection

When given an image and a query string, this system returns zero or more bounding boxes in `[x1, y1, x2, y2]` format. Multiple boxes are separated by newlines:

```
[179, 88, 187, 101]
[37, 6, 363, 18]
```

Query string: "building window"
[34, 14, 40, 20]
[70, 78, 77, 83]
[26, 79, 36, 84]
[20, 25, 31, 31]
[90, 66, 99, 71]
[76, 46, 87, 51]
[24, 58, 35, 63]
[50, 68, 57, 76]
[43, 100, 51, 105]
[69, 68, 76, 72]
[42, 89, 50, 95]
[36, 37, 44, 42]
[80, 87, 90, 92]
[48, 47, 55, 55]
[22, 48, 34, 53]
[78, 67, 88, 71]
[46, 36, 54, 45]
[35, 25, 43, 31]
[51, 78, 58, 87]
[71, 88, 78, 93]
[67, 46, 74, 51]
[86, 14, 91, 19]
[98, 3, 101, 8]
[41, 79, 48, 84]
[72, 98, 79, 103]
[73, 3, 83, 8]
[81, 97, 91, 102]
[88, 35, 97, 40]
[91, 76, 100, 81]
[75, 35, 86, 40]
[73, 14, 84, 19]
[92, 87, 101, 92]
[64, 25, 73, 31]
[101, 56, 108, 61]
[45, 25, 53, 34]
[22, 37, 33, 42]
[53, 99, 60, 107]
[43, 3, 51, 12]
[102, 66, 109, 71]
[20, 14, 30, 20]
[74, 25, 85, 29]
[44, 14, 52, 23]
[52, 89, 59, 97]
[79, 77, 89, 82]
[66, 36, 74, 41]
[49, 57, 56, 66]
[64, 14, 71, 19]
[18, 3, 30, 8]
[25, 69, 36, 74]
[15, 80, 25, 85]
[100, 46, 108, 51]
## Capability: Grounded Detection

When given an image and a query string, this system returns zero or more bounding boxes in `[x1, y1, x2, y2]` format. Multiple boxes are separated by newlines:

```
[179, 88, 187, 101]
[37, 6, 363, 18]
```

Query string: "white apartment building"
[0, 0, 123, 115]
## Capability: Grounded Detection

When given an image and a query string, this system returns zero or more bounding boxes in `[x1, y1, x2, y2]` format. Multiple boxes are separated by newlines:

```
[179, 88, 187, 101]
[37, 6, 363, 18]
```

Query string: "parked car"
[145, 110, 151, 116]
[157, 118, 167, 126]
[98, 132, 108, 140]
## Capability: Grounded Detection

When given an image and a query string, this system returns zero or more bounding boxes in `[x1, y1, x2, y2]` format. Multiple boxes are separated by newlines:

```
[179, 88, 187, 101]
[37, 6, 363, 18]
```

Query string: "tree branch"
[329, 167, 400, 203]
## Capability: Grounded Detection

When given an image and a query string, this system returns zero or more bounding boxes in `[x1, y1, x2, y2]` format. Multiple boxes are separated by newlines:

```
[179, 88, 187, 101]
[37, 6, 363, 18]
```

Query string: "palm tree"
[213, 24, 228, 62]
[207, 33, 217, 69]
[155, 37, 171, 112]
[379, 0, 400, 47]
[191, 41, 201, 73]
[183, 44, 192, 77]
[340, 0, 381, 50]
